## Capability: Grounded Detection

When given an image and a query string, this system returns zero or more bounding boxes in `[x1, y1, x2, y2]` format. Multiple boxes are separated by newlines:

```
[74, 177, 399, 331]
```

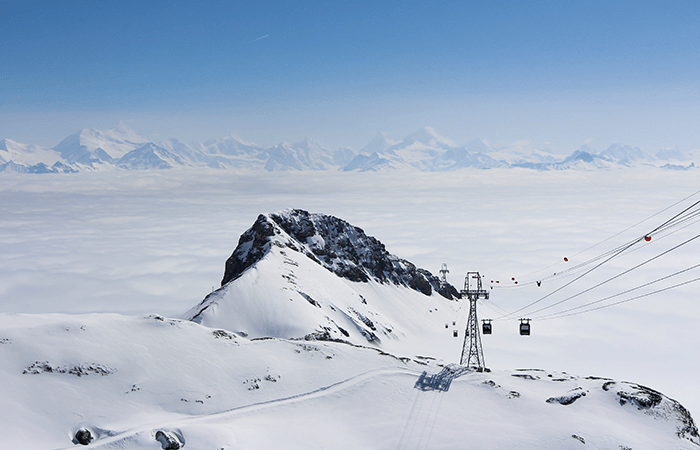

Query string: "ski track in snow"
[59, 366, 418, 449]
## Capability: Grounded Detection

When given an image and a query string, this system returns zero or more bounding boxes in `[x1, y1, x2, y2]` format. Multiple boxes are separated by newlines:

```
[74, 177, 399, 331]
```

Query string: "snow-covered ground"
[1, 167, 699, 447]
[1, 313, 697, 449]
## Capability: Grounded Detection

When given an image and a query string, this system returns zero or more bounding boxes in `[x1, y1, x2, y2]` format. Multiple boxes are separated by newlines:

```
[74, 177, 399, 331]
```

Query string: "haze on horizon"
[2, 1, 700, 153]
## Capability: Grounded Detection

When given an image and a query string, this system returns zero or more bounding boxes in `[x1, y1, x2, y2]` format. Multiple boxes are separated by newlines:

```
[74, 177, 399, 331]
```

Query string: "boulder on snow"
[73, 428, 93, 445]
[546, 388, 587, 405]
[155, 430, 183, 449]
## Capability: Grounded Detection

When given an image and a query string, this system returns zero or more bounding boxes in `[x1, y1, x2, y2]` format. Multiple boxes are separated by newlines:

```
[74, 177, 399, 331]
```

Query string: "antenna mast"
[460, 272, 489, 371]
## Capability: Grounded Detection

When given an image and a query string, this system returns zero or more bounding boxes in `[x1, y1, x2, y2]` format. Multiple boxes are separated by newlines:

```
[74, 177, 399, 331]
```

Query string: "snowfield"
[1, 313, 697, 449]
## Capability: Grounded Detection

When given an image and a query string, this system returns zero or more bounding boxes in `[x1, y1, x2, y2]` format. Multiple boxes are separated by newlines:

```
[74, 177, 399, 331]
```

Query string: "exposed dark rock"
[219, 209, 460, 299]
[547, 389, 587, 405]
[23, 361, 113, 376]
[73, 428, 93, 445]
[608, 382, 699, 443]
[672, 401, 700, 442]
[617, 385, 663, 409]
[221, 214, 276, 285]
[155, 430, 182, 449]
[602, 381, 617, 391]
[212, 329, 236, 340]
[298, 291, 320, 307]
[483, 380, 500, 388]
[511, 374, 539, 380]
[302, 327, 352, 344]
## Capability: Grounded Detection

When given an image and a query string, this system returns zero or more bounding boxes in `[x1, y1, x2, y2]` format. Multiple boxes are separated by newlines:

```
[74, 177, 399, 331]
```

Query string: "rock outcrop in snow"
[220, 209, 459, 299]
[185, 210, 460, 350]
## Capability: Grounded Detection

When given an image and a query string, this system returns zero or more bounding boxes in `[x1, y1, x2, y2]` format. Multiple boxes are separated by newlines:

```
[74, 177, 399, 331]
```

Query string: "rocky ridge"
[184, 209, 462, 349]
[220, 209, 459, 300]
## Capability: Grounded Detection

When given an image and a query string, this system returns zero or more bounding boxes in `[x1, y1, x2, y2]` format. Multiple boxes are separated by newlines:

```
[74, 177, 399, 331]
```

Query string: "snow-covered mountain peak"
[296, 137, 322, 148]
[185, 210, 460, 349]
[656, 146, 687, 161]
[223, 133, 260, 147]
[599, 143, 653, 164]
[108, 120, 146, 143]
[403, 126, 453, 148]
[52, 122, 149, 165]
[360, 132, 399, 155]
[464, 138, 491, 153]
[0, 138, 62, 168]
[0, 138, 47, 155]
[577, 143, 596, 154]
[0, 138, 16, 151]
[0, 139, 24, 158]
[220, 209, 457, 298]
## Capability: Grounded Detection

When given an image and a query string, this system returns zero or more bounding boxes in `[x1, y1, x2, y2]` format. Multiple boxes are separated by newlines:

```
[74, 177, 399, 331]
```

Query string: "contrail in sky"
[252, 35, 269, 42]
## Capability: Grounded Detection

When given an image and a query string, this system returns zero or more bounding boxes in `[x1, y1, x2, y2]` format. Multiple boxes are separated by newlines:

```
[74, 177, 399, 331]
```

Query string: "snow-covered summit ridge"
[221, 209, 459, 299]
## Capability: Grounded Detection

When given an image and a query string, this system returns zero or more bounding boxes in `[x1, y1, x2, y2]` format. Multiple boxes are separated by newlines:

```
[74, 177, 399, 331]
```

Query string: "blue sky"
[2, 0, 700, 152]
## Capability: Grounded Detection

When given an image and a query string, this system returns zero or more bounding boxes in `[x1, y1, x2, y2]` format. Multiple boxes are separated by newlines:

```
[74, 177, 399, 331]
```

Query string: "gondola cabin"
[453, 330, 458, 338]
[482, 319, 492, 335]
[519, 318, 531, 336]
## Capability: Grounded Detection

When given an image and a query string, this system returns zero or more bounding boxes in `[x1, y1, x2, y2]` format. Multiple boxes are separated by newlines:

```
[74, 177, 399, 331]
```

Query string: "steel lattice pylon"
[439, 263, 449, 287]
[459, 272, 489, 371]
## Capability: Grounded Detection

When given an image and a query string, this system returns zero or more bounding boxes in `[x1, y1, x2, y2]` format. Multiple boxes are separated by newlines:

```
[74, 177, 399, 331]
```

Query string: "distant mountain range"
[1, 122, 697, 173]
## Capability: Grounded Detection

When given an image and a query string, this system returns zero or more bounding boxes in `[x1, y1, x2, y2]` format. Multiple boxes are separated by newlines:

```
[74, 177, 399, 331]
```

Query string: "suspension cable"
[490, 191, 700, 289]
[536, 276, 700, 320]
[534, 262, 700, 320]
[516, 233, 700, 319]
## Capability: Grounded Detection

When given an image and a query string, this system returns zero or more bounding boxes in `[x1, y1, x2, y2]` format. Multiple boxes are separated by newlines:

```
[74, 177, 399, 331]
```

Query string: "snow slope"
[0, 139, 61, 166]
[1, 313, 697, 450]
[0, 139, 74, 173]
[53, 121, 149, 165]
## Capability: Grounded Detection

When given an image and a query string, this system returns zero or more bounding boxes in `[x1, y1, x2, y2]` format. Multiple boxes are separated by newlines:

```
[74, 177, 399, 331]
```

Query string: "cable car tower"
[439, 263, 449, 287]
[460, 272, 489, 371]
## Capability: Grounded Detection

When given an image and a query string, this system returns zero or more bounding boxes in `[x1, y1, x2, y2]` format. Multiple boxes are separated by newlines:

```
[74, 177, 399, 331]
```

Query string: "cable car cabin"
[453, 330, 458, 338]
[519, 319, 531, 336]
[482, 319, 492, 335]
